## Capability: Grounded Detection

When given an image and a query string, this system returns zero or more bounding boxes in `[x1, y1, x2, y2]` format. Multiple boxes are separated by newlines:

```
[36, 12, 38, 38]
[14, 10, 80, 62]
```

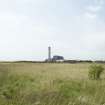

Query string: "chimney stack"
[48, 46, 51, 61]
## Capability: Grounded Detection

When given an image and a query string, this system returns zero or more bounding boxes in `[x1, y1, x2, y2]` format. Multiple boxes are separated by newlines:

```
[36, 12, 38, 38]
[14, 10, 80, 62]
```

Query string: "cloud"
[0, 0, 105, 60]
[84, 0, 104, 19]
[87, 5, 102, 12]
[84, 12, 97, 19]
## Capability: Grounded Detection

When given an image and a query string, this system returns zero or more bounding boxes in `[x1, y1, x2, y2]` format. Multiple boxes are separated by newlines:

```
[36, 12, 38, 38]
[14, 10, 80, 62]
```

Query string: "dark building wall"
[52, 55, 64, 61]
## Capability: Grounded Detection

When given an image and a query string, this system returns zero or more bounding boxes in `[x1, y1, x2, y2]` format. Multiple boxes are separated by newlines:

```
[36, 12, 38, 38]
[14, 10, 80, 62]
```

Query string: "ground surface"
[0, 62, 105, 105]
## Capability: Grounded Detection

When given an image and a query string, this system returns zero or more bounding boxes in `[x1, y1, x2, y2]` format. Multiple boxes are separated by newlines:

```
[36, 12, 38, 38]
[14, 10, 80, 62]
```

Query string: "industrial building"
[46, 46, 64, 62]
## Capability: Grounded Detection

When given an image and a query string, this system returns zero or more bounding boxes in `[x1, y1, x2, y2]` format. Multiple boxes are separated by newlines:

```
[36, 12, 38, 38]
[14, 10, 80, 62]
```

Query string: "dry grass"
[1, 63, 92, 79]
[0, 62, 105, 105]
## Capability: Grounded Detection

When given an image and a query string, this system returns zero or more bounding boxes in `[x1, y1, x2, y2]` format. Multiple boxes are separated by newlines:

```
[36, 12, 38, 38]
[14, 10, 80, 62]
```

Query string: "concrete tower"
[48, 46, 51, 61]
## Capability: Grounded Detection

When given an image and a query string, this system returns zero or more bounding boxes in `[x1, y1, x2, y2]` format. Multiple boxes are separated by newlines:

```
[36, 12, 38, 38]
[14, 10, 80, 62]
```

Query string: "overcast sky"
[0, 0, 105, 61]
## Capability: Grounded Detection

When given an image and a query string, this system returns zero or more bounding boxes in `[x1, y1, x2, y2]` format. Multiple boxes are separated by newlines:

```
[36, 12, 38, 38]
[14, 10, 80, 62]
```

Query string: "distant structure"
[52, 55, 64, 62]
[45, 46, 64, 62]
[48, 46, 51, 61]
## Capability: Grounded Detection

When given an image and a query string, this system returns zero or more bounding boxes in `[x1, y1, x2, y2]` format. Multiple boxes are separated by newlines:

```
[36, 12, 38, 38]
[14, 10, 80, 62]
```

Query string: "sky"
[0, 0, 105, 61]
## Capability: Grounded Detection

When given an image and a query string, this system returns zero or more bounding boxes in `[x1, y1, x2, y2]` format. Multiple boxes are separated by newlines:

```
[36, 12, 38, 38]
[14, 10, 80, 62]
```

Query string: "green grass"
[0, 63, 105, 105]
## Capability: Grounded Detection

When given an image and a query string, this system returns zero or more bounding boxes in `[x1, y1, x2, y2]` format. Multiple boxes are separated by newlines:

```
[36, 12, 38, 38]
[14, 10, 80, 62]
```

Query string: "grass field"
[0, 62, 105, 105]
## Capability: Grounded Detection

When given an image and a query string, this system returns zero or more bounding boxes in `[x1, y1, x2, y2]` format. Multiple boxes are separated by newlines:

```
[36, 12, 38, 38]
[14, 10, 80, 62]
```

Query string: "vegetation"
[0, 63, 105, 105]
[88, 64, 104, 80]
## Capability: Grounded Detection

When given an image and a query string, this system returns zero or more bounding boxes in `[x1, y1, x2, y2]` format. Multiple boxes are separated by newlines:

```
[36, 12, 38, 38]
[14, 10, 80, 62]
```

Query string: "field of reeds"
[0, 62, 105, 105]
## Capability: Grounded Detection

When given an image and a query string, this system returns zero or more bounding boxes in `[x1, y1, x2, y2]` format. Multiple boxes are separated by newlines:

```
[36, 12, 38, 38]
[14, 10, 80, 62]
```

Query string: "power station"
[46, 46, 64, 62]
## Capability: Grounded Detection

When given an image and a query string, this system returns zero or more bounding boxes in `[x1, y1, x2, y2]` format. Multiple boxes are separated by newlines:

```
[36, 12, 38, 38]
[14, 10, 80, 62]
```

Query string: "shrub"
[88, 65, 104, 80]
